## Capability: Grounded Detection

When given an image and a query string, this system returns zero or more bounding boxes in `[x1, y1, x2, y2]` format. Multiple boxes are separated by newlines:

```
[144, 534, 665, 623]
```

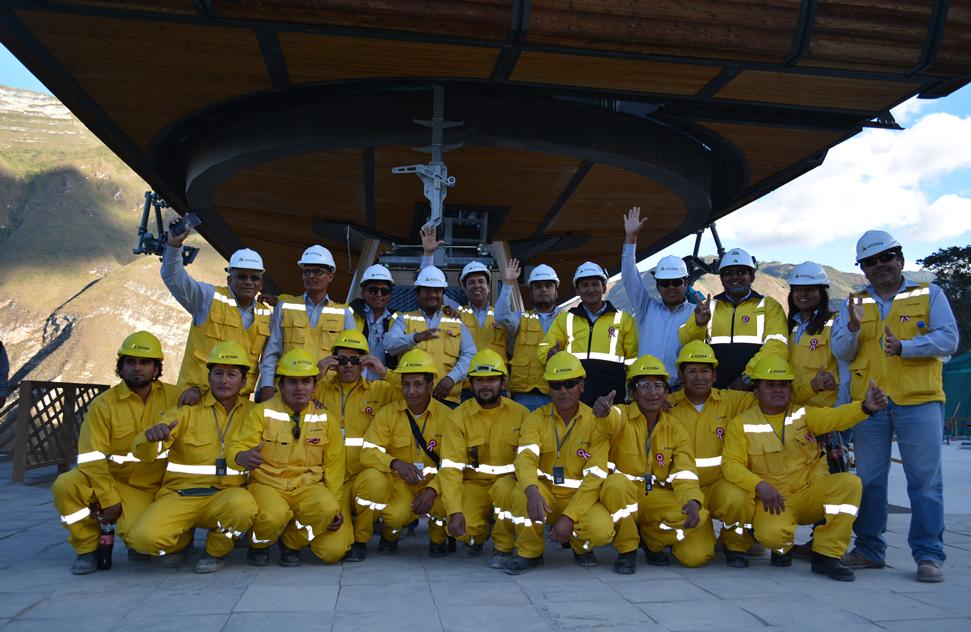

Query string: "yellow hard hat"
[749, 355, 795, 381]
[468, 349, 507, 377]
[627, 354, 669, 382]
[395, 349, 439, 378]
[117, 331, 164, 360]
[543, 351, 586, 382]
[276, 348, 319, 377]
[676, 340, 719, 368]
[333, 329, 369, 354]
[206, 341, 250, 368]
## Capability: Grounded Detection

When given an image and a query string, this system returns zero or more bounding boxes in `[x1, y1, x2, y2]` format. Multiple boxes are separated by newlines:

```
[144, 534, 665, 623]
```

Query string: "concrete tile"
[428, 580, 530, 605]
[516, 577, 621, 603]
[534, 598, 661, 631]
[108, 614, 229, 632]
[686, 573, 791, 599]
[842, 594, 964, 623]
[437, 604, 551, 632]
[0, 594, 47, 618]
[2, 617, 122, 632]
[337, 583, 434, 611]
[610, 578, 717, 604]
[256, 564, 342, 586]
[638, 600, 767, 630]
[332, 606, 443, 632]
[338, 555, 425, 586]
[15, 588, 148, 620]
[901, 590, 971, 617]
[234, 585, 339, 612]
[731, 595, 869, 626]
[126, 587, 244, 615]
[223, 612, 335, 632]
[876, 620, 971, 632]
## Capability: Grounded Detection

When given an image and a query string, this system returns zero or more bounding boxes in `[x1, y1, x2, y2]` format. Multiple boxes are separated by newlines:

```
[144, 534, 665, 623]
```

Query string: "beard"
[123, 374, 154, 390]
[533, 299, 553, 310]
[474, 390, 501, 407]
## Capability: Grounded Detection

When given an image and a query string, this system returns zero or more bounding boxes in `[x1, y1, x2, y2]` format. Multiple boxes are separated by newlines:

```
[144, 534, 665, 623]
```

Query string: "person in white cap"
[494, 259, 562, 410]
[832, 230, 958, 583]
[384, 265, 476, 405]
[537, 261, 638, 405]
[679, 246, 788, 390]
[621, 206, 697, 386]
[162, 218, 272, 402]
[258, 245, 353, 402]
[347, 263, 398, 380]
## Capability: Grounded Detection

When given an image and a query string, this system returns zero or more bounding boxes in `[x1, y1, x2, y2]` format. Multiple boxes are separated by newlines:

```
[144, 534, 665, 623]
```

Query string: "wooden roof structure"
[2, 1, 969, 298]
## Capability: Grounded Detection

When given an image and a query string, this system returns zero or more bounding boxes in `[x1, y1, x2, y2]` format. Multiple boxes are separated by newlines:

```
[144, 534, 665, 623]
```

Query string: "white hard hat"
[573, 261, 608, 285]
[652, 255, 688, 280]
[788, 261, 830, 287]
[527, 264, 559, 285]
[718, 248, 757, 271]
[460, 261, 490, 284]
[360, 264, 394, 286]
[297, 244, 336, 268]
[856, 230, 901, 262]
[227, 248, 264, 271]
[415, 266, 448, 288]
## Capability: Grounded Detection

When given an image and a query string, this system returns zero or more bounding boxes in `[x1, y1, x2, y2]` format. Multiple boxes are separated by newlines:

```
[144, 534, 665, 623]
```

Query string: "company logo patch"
[305, 437, 320, 445]
[576, 448, 591, 460]
[742, 315, 751, 323]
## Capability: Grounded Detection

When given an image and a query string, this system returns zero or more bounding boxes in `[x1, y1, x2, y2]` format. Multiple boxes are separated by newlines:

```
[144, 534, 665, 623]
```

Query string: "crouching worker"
[722, 356, 889, 581]
[596, 355, 708, 574]
[128, 341, 258, 574]
[439, 349, 529, 567]
[504, 352, 616, 574]
[53, 331, 181, 574]
[230, 348, 347, 567]
[359, 349, 452, 555]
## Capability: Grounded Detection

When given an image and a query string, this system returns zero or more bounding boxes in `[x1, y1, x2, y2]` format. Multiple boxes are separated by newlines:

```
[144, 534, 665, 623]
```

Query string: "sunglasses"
[656, 278, 685, 288]
[232, 273, 262, 282]
[548, 379, 581, 391]
[366, 286, 392, 296]
[859, 251, 899, 268]
[336, 355, 362, 366]
[291, 414, 301, 440]
[302, 267, 334, 277]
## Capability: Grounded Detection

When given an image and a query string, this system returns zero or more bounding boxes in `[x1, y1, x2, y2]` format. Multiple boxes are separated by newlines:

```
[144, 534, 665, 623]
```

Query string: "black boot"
[613, 551, 636, 574]
[428, 540, 448, 558]
[811, 552, 855, 582]
[246, 546, 270, 567]
[503, 554, 543, 575]
[573, 550, 598, 567]
[344, 542, 367, 563]
[377, 536, 398, 555]
[279, 545, 302, 567]
[771, 550, 792, 567]
[725, 550, 749, 568]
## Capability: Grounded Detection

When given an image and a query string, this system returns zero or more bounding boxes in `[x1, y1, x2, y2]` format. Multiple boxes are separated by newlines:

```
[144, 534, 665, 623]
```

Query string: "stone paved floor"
[1, 442, 969, 631]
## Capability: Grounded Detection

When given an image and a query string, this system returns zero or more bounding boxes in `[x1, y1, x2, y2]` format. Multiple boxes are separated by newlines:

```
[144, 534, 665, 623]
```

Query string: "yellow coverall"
[52, 380, 181, 553]
[511, 403, 615, 557]
[437, 396, 528, 553]
[359, 398, 452, 543]
[723, 403, 867, 557]
[314, 373, 395, 546]
[667, 388, 758, 553]
[127, 393, 258, 558]
[228, 395, 347, 562]
[599, 404, 710, 567]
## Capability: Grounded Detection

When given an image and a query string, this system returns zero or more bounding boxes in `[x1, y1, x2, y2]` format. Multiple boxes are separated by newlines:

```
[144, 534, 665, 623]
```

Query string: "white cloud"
[717, 111, 971, 249]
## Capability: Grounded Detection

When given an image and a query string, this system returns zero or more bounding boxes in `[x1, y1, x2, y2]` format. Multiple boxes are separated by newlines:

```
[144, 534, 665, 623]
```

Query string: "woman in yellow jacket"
[786, 262, 841, 408]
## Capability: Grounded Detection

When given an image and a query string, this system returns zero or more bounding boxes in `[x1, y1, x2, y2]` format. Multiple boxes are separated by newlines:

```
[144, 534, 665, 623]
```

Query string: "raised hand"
[421, 224, 445, 256]
[847, 295, 864, 332]
[624, 206, 648, 244]
[504, 258, 522, 285]
[592, 390, 616, 418]
[695, 294, 712, 326]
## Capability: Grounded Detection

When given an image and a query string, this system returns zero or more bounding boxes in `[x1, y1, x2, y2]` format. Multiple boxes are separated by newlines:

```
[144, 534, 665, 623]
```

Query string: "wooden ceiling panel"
[700, 122, 846, 188]
[715, 69, 921, 110]
[511, 51, 721, 95]
[51, 1, 197, 14]
[281, 32, 498, 84]
[525, 0, 802, 64]
[930, 3, 971, 77]
[16, 10, 271, 149]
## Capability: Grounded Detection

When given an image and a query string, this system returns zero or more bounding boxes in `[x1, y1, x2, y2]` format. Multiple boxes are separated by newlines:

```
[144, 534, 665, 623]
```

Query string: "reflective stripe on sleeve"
[475, 463, 515, 475]
[108, 452, 143, 464]
[610, 502, 638, 522]
[824, 504, 858, 517]
[665, 470, 699, 482]
[517, 444, 540, 456]
[743, 424, 774, 433]
[166, 462, 245, 476]
[356, 496, 388, 511]
[538, 469, 582, 488]
[361, 441, 387, 453]
[344, 437, 365, 447]
[440, 459, 467, 470]
[695, 456, 722, 468]
[76, 451, 106, 464]
[582, 466, 609, 479]
[60, 507, 91, 525]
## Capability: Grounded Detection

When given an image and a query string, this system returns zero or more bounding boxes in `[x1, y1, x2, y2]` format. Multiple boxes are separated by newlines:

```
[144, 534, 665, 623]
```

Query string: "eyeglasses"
[548, 379, 581, 391]
[302, 267, 334, 277]
[336, 355, 362, 366]
[656, 278, 685, 288]
[859, 251, 899, 268]
[366, 286, 392, 296]
[232, 273, 262, 282]
[720, 268, 750, 278]
[632, 381, 667, 392]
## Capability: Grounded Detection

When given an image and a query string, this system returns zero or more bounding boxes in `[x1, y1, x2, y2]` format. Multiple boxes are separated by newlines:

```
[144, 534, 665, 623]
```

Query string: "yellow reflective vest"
[458, 304, 508, 390]
[666, 388, 756, 488]
[510, 311, 550, 395]
[849, 284, 943, 405]
[132, 392, 253, 494]
[398, 310, 464, 401]
[178, 286, 272, 395]
[723, 402, 866, 496]
[603, 404, 703, 507]
[278, 294, 348, 360]
[438, 396, 529, 516]
[76, 380, 182, 507]
[228, 394, 344, 496]
[789, 316, 839, 407]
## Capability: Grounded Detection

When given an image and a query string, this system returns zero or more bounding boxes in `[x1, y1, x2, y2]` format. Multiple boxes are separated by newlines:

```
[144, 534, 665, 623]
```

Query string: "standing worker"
[259, 245, 351, 402]
[127, 341, 259, 573]
[162, 220, 271, 401]
[621, 207, 696, 386]
[679, 248, 788, 389]
[538, 262, 638, 405]
[438, 349, 530, 568]
[833, 230, 958, 582]
[52, 331, 181, 574]
[347, 264, 398, 379]
[494, 259, 562, 411]
[230, 348, 347, 567]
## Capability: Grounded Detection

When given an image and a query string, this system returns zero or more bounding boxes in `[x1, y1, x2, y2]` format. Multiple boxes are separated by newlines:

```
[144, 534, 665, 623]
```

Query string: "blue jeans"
[512, 391, 550, 412]
[851, 399, 945, 564]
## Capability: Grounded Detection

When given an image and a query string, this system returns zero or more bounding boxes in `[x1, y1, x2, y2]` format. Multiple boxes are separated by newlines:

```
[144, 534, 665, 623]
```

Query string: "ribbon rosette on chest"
[607, 327, 617, 338]
[305, 436, 320, 445]
[427, 439, 438, 450]
[576, 448, 591, 460]
[715, 426, 725, 440]
[741, 315, 750, 323]
[809, 338, 819, 351]
[805, 431, 816, 443]
[655, 453, 665, 467]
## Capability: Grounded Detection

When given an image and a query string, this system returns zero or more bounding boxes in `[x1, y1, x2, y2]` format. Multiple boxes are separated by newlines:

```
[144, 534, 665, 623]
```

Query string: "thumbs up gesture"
[593, 390, 616, 418]
[146, 419, 179, 441]
[884, 326, 902, 356]
[811, 367, 837, 393]
[236, 440, 265, 470]
[864, 380, 889, 413]
[694, 294, 712, 326]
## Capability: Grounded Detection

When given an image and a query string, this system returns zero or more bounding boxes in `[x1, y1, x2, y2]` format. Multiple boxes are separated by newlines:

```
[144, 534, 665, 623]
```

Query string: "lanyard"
[771, 408, 788, 446]
[553, 412, 579, 462]
[644, 417, 657, 471]
[211, 406, 237, 457]
[339, 382, 360, 424]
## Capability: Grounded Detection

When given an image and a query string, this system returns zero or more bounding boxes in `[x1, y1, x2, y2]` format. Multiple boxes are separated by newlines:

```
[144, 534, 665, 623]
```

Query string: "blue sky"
[2, 44, 969, 274]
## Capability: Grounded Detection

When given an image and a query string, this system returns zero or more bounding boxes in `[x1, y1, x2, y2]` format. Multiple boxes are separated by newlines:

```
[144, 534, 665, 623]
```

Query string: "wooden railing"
[11, 380, 108, 482]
